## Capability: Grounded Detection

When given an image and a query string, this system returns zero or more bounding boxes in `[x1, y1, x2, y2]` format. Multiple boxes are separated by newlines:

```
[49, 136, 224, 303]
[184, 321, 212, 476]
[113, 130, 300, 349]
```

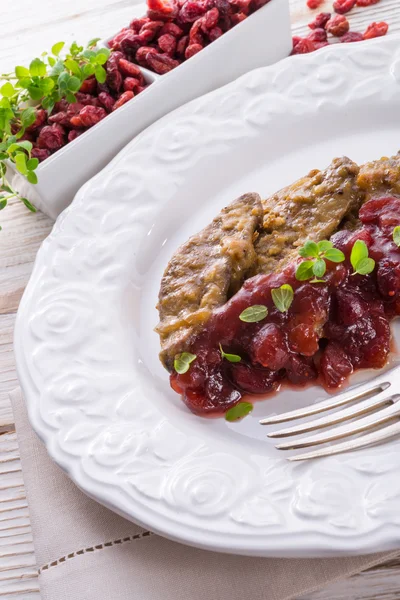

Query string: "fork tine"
[259, 376, 391, 425]
[275, 396, 400, 450]
[287, 420, 400, 461]
[267, 389, 395, 438]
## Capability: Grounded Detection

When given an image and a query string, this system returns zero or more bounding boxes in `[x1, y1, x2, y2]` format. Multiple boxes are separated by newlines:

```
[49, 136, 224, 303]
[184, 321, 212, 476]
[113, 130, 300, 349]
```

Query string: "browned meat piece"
[156, 193, 263, 370]
[357, 152, 400, 198]
[252, 157, 363, 275]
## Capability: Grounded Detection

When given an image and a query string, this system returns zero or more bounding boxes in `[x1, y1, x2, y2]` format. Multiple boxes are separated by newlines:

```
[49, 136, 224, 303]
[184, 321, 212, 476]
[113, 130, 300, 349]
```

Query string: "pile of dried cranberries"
[109, 0, 270, 74]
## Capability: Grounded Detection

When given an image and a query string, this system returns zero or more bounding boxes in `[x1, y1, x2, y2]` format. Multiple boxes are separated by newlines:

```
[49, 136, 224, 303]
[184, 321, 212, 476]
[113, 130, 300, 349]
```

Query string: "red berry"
[291, 38, 317, 54]
[307, 28, 328, 42]
[158, 33, 177, 55]
[146, 52, 180, 73]
[37, 124, 65, 151]
[31, 148, 51, 162]
[123, 77, 141, 92]
[98, 91, 116, 112]
[363, 21, 389, 40]
[209, 26, 223, 41]
[333, 0, 356, 14]
[70, 105, 107, 128]
[326, 14, 349, 36]
[307, 0, 324, 9]
[339, 31, 363, 42]
[118, 58, 143, 79]
[320, 343, 353, 388]
[79, 77, 97, 94]
[112, 90, 135, 110]
[185, 43, 203, 59]
[308, 12, 331, 29]
[67, 130, 83, 143]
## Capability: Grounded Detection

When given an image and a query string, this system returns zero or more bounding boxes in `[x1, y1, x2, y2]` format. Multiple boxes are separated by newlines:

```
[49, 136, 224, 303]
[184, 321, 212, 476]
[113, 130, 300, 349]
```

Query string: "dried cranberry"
[286, 355, 317, 385]
[70, 105, 107, 128]
[130, 17, 150, 32]
[308, 11, 331, 29]
[112, 90, 135, 110]
[333, 0, 356, 13]
[26, 109, 47, 132]
[117, 31, 141, 56]
[214, 0, 230, 15]
[179, 1, 207, 23]
[202, 7, 219, 29]
[158, 33, 177, 55]
[118, 58, 143, 81]
[146, 52, 180, 73]
[31, 148, 51, 162]
[48, 111, 71, 128]
[53, 99, 69, 113]
[176, 34, 189, 56]
[136, 46, 158, 66]
[320, 343, 353, 388]
[307, 0, 324, 8]
[291, 38, 317, 54]
[209, 26, 223, 41]
[67, 129, 83, 142]
[139, 20, 165, 41]
[109, 28, 130, 49]
[340, 31, 363, 42]
[159, 22, 184, 37]
[230, 12, 247, 24]
[75, 92, 99, 106]
[307, 28, 328, 42]
[123, 77, 141, 92]
[363, 21, 389, 40]
[37, 124, 65, 151]
[185, 43, 203, 59]
[79, 77, 97, 94]
[66, 102, 84, 117]
[136, 85, 146, 94]
[189, 20, 204, 45]
[326, 14, 349, 36]
[147, 0, 178, 20]
[98, 91, 116, 112]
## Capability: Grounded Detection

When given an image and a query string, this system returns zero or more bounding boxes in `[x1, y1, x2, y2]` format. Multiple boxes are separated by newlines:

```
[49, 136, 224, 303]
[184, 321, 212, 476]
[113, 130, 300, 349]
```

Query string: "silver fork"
[259, 367, 400, 461]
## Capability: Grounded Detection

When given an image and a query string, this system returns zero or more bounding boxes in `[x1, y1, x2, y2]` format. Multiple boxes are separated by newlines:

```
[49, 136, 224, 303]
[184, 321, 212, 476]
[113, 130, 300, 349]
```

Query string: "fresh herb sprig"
[393, 226, 400, 247]
[174, 352, 197, 374]
[350, 239, 375, 276]
[219, 344, 241, 363]
[0, 39, 110, 226]
[271, 284, 294, 313]
[296, 240, 345, 283]
[225, 401, 253, 422]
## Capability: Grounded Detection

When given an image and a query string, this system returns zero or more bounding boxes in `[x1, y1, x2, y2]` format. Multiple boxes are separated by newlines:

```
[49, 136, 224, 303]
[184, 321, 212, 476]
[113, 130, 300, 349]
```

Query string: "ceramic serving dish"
[15, 35, 400, 557]
[9, 0, 291, 220]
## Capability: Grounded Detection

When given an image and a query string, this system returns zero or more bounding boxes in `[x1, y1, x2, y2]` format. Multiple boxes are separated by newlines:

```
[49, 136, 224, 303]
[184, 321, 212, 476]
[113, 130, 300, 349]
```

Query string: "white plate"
[15, 35, 400, 557]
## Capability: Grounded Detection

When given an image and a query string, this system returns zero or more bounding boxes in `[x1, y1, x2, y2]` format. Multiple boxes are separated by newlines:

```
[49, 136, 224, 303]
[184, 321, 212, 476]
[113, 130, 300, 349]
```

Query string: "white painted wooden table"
[0, 1, 399, 597]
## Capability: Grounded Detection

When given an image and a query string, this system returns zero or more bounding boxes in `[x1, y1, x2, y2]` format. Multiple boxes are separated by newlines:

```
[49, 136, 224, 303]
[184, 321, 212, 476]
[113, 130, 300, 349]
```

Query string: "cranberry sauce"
[170, 196, 400, 416]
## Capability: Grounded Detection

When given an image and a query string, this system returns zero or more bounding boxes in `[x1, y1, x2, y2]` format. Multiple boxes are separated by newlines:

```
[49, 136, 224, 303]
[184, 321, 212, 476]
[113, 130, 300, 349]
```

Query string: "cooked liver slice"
[156, 193, 263, 370]
[252, 157, 363, 275]
[357, 152, 400, 197]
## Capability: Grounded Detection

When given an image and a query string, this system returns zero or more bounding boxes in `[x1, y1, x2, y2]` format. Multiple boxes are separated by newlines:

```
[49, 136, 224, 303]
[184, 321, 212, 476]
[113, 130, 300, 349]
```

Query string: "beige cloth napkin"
[10, 387, 400, 600]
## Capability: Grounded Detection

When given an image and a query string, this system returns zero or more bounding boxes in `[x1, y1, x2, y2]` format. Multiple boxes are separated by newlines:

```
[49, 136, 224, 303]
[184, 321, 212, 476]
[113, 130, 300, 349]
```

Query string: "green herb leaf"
[219, 344, 241, 363]
[15, 65, 30, 78]
[295, 260, 314, 281]
[21, 197, 37, 212]
[317, 240, 333, 253]
[48, 56, 56, 67]
[324, 248, 345, 263]
[271, 284, 294, 313]
[0, 82, 15, 98]
[239, 305, 268, 323]
[29, 58, 47, 77]
[27, 171, 38, 184]
[21, 107, 36, 128]
[65, 92, 77, 104]
[94, 64, 107, 83]
[300, 240, 319, 258]
[95, 47, 110, 63]
[310, 278, 326, 284]
[67, 76, 81, 92]
[313, 258, 326, 278]
[174, 352, 196, 374]
[27, 157, 39, 171]
[393, 226, 400, 247]
[27, 85, 43, 101]
[87, 37, 101, 47]
[0, 198, 7, 210]
[353, 257, 375, 276]
[350, 239, 368, 271]
[225, 401, 253, 422]
[14, 152, 27, 175]
[16, 140, 33, 153]
[51, 41, 65, 56]
[82, 63, 96, 78]
[64, 58, 82, 77]
[50, 59, 65, 77]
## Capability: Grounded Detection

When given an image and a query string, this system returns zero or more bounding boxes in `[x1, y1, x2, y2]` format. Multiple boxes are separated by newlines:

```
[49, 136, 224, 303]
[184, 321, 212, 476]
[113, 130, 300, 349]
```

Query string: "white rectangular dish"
[9, 0, 291, 220]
